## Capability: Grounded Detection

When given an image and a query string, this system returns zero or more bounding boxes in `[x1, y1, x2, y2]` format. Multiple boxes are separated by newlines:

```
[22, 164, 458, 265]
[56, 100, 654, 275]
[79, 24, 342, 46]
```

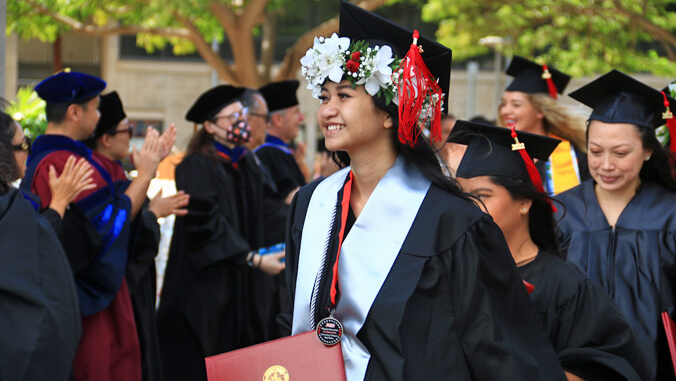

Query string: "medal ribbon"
[328, 171, 354, 311]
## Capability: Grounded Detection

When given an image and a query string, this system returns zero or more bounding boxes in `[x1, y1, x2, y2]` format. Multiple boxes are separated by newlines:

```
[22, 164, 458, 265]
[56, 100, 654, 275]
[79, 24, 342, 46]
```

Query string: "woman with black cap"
[452, 121, 650, 381]
[156, 85, 285, 381]
[557, 70, 676, 381]
[279, 1, 566, 380]
[499, 56, 590, 194]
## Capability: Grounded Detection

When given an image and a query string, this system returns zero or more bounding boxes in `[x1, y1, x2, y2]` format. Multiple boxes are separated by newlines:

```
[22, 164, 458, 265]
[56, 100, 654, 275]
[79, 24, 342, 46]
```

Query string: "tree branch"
[612, 0, 676, 57]
[275, 0, 389, 81]
[23, 0, 190, 38]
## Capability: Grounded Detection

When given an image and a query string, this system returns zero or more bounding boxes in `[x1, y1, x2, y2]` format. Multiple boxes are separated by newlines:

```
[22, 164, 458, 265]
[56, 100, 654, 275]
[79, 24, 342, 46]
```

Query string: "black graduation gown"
[556, 179, 676, 381]
[127, 208, 163, 381]
[280, 180, 567, 380]
[519, 252, 650, 380]
[0, 189, 81, 381]
[254, 143, 306, 197]
[156, 151, 266, 381]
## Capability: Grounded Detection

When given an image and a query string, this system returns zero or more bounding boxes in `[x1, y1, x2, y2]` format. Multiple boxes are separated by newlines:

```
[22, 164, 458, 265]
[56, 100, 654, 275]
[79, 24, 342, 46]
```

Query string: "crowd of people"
[3, 0, 676, 380]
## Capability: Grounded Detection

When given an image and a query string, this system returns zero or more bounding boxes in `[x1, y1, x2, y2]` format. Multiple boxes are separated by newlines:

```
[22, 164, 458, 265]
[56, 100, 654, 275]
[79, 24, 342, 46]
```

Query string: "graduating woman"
[557, 70, 676, 381]
[279, 1, 566, 380]
[453, 121, 650, 381]
[499, 56, 589, 194]
[157, 86, 285, 381]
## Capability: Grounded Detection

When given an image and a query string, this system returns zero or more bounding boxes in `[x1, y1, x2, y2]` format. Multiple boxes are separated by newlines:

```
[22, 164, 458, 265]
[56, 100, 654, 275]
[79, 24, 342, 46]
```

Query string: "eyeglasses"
[12, 136, 31, 154]
[213, 108, 249, 125]
[110, 126, 133, 138]
[249, 112, 270, 122]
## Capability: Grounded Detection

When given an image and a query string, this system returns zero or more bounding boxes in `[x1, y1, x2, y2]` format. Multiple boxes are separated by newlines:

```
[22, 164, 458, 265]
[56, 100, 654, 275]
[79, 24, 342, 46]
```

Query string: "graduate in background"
[453, 120, 650, 381]
[557, 70, 676, 381]
[0, 114, 82, 381]
[157, 85, 284, 381]
[85, 91, 186, 381]
[280, 1, 566, 379]
[20, 71, 168, 381]
[499, 56, 589, 194]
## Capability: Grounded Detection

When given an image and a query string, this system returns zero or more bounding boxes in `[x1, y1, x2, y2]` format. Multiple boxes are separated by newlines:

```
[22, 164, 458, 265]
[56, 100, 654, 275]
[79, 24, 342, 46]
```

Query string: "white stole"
[292, 156, 431, 380]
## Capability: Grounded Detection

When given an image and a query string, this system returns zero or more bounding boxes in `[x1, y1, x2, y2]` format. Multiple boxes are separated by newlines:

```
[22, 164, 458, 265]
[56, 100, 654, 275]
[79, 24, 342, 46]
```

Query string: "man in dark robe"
[255, 80, 307, 204]
[20, 71, 164, 381]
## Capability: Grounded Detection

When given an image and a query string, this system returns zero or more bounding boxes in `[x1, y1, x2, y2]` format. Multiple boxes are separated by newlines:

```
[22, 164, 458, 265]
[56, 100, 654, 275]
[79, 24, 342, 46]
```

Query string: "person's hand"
[158, 123, 177, 161]
[148, 189, 190, 219]
[133, 127, 161, 180]
[293, 141, 306, 162]
[48, 155, 97, 217]
[257, 251, 286, 275]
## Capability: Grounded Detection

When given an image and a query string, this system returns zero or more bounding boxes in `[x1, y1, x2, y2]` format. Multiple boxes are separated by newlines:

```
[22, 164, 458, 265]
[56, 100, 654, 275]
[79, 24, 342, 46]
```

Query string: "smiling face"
[457, 175, 529, 241]
[106, 119, 133, 161]
[499, 91, 544, 134]
[587, 120, 650, 194]
[317, 80, 393, 155]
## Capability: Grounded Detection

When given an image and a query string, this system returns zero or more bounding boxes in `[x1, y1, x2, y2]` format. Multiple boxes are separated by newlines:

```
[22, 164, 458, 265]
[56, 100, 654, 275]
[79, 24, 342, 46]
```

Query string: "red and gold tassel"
[541, 64, 558, 100]
[511, 127, 557, 213]
[395, 30, 443, 147]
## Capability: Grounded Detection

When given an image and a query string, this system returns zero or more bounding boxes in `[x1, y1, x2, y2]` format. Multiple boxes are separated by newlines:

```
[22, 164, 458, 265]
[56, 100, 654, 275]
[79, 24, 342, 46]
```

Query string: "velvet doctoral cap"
[452, 120, 561, 182]
[338, 0, 452, 109]
[186, 85, 246, 124]
[94, 91, 127, 139]
[505, 56, 571, 98]
[568, 69, 676, 130]
[259, 80, 300, 113]
[35, 70, 106, 104]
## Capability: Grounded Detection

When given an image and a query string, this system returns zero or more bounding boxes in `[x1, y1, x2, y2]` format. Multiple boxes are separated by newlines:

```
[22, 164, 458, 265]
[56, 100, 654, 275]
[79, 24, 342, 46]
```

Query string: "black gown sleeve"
[126, 207, 161, 295]
[175, 155, 251, 270]
[41, 207, 62, 235]
[446, 215, 567, 380]
[555, 278, 651, 381]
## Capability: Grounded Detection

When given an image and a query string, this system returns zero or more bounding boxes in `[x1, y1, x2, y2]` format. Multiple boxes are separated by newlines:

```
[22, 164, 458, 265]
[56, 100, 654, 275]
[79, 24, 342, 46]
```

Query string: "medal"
[316, 310, 343, 345]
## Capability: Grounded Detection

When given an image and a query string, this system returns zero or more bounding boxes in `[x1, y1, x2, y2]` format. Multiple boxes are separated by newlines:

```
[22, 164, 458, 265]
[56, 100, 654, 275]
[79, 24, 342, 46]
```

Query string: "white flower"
[669, 83, 676, 98]
[356, 45, 394, 96]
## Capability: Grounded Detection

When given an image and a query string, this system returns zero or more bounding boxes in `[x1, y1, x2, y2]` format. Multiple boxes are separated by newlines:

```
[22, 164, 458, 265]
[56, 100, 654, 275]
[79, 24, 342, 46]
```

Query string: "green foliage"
[422, 0, 676, 76]
[4, 87, 48, 139]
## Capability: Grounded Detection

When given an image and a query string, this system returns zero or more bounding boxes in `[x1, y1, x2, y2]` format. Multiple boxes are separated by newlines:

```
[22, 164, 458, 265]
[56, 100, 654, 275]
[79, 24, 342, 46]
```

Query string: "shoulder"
[555, 179, 593, 221]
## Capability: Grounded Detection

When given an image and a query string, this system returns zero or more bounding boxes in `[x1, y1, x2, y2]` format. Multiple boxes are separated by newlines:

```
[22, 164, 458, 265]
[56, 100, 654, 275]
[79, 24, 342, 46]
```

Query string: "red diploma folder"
[205, 331, 346, 381]
[663, 311, 676, 377]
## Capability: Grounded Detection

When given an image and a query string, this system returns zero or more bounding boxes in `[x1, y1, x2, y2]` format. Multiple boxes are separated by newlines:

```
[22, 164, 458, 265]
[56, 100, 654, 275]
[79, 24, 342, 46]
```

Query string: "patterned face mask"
[226, 119, 251, 145]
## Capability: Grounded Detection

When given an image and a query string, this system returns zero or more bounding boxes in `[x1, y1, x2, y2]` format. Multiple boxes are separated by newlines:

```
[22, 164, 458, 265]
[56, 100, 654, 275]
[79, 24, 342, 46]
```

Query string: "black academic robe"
[127, 208, 163, 381]
[556, 179, 676, 381]
[519, 252, 651, 380]
[0, 189, 81, 381]
[280, 179, 567, 380]
[254, 136, 306, 197]
[157, 151, 266, 381]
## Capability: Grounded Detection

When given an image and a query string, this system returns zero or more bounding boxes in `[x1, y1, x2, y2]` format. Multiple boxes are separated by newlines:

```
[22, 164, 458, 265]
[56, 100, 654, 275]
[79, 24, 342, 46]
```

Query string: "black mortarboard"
[505, 56, 570, 97]
[452, 120, 560, 183]
[568, 69, 676, 130]
[94, 91, 127, 139]
[259, 80, 300, 113]
[186, 85, 245, 124]
[35, 70, 106, 104]
[338, 0, 452, 109]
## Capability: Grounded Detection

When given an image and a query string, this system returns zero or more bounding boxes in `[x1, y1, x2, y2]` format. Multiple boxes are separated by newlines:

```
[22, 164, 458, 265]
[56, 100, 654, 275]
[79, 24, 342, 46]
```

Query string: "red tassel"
[395, 30, 443, 147]
[523, 280, 535, 295]
[662, 91, 676, 155]
[510, 127, 557, 213]
[541, 64, 558, 100]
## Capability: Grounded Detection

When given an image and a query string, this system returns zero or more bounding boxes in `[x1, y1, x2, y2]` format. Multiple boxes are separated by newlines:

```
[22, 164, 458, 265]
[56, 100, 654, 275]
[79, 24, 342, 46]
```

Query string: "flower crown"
[301, 32, 446, 147]
[300, 33, 402, 105]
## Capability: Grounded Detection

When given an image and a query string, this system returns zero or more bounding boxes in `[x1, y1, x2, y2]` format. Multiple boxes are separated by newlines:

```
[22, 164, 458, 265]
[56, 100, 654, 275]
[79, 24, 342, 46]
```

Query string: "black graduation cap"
[186, 85, 245, 124]
[568, 69, 676, 130]
[259, 80, 299, 113]
[452, 120, 560, 183]
[338, 0, 452, 109]
[505, 56, 570, 97]
[94, 91, 127, 139]
[35, 70, 106, 104]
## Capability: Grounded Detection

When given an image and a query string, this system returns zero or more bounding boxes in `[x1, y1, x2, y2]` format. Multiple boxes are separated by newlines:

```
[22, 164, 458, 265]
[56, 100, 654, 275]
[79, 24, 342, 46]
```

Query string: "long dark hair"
[330, 92, 465, 197]
[186, 127, 223, 162]
[488, 176, 562, 257]
[0, 112, 19, 195]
